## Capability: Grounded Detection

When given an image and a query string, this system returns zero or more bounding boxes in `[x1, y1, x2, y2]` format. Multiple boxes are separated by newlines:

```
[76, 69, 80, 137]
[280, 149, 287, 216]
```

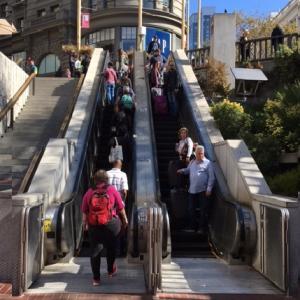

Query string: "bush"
[264, 82, 300, 152]
[211, 100, 252, 139]
[243, 132, 281, 174]
[273, 44, 300, 86]
[267, 167, 300, 198]
[198, 58, 230, 98]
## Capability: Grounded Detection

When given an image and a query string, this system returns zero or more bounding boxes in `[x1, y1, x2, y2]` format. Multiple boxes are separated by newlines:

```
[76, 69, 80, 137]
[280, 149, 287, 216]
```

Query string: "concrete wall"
[210, 13, 236, 88]
[0, 52, 29, 127]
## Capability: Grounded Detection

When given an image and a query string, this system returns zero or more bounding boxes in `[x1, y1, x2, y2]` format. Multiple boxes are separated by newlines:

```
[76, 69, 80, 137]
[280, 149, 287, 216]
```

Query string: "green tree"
[264, 82, 300, 152]
[273, 44, 300, 85]
[211, 100, 252, 139]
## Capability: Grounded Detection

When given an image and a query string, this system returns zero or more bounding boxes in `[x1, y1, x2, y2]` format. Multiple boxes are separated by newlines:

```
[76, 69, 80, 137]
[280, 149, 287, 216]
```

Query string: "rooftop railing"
[186, 47, 210, 69]
[235, 33, 299, 63]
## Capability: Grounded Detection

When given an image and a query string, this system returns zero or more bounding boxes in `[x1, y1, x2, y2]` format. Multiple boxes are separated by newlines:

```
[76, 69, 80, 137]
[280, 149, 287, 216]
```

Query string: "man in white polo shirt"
[107, 159, 128, 205]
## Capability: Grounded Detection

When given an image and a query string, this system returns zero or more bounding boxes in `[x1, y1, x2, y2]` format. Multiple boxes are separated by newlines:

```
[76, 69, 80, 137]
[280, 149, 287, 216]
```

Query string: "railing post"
[10, 107, 14, 130]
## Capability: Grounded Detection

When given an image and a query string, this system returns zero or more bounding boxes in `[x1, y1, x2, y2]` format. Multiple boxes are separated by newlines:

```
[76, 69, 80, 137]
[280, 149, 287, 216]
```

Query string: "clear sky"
[189, 0, 290, 17]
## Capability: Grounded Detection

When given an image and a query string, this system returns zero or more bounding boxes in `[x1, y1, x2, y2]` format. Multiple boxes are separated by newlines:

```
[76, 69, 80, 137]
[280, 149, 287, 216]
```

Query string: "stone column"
[210, 13, 236, 88]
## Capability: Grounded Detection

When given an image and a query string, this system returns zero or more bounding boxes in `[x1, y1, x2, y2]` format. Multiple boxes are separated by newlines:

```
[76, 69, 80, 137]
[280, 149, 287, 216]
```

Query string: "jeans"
[88, 217, 121, 280]
[188, 192, 208, 230]
[106, 83, 115, 105]
[167, 91, 177, 116]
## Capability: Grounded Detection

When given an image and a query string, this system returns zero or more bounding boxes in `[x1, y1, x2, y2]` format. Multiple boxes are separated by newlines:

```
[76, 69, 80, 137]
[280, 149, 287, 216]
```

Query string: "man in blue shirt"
[177, 145, 215, 233]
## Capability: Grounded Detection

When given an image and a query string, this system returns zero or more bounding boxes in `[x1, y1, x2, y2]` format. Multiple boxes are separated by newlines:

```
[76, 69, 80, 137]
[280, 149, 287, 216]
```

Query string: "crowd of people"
[80, 40, 217, 286]
[80, 50, 134, 286]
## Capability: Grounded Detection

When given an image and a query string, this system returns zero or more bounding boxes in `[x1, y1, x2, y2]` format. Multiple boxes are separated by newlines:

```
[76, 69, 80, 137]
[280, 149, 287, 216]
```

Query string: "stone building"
[0, 0, 184, 75]
[274, 0, 300, 31]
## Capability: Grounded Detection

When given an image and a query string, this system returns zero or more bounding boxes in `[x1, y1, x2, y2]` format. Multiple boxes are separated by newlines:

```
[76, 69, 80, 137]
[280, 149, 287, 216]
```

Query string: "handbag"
[109, 137, 123, 163]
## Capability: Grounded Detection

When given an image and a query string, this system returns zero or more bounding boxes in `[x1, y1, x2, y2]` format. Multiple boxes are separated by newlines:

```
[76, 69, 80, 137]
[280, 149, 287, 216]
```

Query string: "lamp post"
[181, 0, 185, 49]
[137, 0, 143, 51]
[186, 0, 189, 50]
[197, 0, 201, 48]
[77, 0, 81, 52]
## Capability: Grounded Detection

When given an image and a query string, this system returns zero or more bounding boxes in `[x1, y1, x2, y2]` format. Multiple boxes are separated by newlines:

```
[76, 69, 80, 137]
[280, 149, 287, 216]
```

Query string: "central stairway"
[0, 77, 78, 194]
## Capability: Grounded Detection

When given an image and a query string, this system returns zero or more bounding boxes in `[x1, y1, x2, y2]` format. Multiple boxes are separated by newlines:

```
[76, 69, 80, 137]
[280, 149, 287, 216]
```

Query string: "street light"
[197, 0, 201, 48]
[137, 0, 144, 51]
[77, 0, 81, 52]
[181, 0, 185, 49]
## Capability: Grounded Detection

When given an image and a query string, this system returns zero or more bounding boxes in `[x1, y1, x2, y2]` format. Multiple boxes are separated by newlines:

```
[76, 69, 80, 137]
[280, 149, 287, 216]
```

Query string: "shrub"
[211, 100, 252, 139]
[267, 167, 300, 198]
[198, 58, 230, 98]
[243, 132, 281, 174]
[264, 82, 300, 152]
[273, 44, 300, 86]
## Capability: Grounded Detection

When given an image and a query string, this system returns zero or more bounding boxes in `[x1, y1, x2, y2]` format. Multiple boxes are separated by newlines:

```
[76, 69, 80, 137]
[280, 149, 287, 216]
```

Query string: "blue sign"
[145, 28, 171, 57]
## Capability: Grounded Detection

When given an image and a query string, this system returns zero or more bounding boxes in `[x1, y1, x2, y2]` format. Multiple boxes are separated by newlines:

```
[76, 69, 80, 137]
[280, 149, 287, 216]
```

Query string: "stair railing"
[0, 73, 36, 131]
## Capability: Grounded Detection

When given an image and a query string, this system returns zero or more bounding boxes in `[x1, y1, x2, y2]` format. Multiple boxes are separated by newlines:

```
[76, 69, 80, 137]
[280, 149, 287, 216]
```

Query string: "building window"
[37, 9, 46, 17]
[121, 27, 136, 51]
[50, 5, 59, 13]
[86, 28, 115, 45]
[11, 51, 26, 70]
[39, 54, 61, 75]
[0, 3, 8, 18]
[16, 17, 24, 32]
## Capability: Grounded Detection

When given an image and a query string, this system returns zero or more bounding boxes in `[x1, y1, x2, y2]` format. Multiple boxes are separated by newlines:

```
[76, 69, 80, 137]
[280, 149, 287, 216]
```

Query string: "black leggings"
[88, 217, 121, 280]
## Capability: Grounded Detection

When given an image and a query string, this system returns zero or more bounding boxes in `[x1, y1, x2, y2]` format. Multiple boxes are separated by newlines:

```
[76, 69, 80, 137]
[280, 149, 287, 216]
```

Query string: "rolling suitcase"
[153, 95, 168, 114]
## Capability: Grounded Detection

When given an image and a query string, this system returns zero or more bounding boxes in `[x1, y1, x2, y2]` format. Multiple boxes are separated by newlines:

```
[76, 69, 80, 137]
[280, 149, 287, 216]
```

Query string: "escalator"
[152, 108, 214, 258]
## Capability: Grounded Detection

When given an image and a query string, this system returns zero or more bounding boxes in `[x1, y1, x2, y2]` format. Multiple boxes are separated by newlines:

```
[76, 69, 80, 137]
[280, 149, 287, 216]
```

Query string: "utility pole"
[181, 0, 185, 49]
[137, 0, 143, 51]
[197, 0, 201, 48]
[77, 0, 81, 53]
[186, 0, 189, 50]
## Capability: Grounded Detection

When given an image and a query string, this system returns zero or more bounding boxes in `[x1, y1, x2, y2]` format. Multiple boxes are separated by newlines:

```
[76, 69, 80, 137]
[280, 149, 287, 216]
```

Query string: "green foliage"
[243, 132, 281, 174]
[211, 100, 252, 139]
[273, 45, 300, 85]
[267, 167, 300, 198]
[264, 82, 300, 152]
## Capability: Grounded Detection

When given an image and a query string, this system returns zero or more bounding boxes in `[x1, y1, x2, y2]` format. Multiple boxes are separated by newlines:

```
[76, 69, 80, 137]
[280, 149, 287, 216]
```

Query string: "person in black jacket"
[271, 25, 284, 53]
[147, 35, 161, 55]
[164, 61, 179, 116]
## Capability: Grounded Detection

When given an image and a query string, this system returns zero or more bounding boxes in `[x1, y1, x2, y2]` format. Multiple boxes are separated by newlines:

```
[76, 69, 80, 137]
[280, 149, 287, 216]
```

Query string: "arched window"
[39, 54, 61, 75]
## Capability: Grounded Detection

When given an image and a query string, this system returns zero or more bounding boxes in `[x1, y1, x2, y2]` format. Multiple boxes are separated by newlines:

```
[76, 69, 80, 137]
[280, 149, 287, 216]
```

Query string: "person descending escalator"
[164, 61, 179, 116]
[168, 127, 194, 189]
[177, 145, 215, 234]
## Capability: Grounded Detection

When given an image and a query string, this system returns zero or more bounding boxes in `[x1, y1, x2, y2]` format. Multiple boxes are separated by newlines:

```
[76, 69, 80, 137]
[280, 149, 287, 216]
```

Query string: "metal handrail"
[0, 73, 36, 129]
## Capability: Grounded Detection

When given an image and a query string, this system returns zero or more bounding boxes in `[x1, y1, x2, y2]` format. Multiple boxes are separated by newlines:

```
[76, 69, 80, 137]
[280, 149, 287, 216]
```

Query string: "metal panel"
[261, 205, 289, 291]
[231, 67, 268, 81]
[24, 203, 43, 289]
[59, 200, 74, 254]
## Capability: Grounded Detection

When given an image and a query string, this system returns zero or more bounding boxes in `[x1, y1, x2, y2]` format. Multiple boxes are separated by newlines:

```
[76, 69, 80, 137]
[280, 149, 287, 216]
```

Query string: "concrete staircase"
[0, 77, 78, 194]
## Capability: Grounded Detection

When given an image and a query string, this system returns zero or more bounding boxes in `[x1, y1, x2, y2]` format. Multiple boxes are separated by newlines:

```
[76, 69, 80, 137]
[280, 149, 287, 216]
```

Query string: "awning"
[0, 18, 17, 35]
